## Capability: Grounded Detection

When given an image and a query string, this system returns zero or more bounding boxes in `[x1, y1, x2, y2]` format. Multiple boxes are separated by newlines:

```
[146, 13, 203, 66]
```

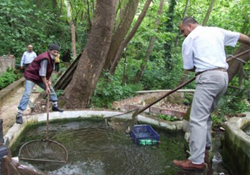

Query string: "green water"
[243, 124, 250, 136]
[12, 118, 189, 175]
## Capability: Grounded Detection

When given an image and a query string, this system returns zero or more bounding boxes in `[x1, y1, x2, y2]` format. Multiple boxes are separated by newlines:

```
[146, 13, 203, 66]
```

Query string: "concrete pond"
[6, 111, 187, 175]
[2, 109, 249, 175]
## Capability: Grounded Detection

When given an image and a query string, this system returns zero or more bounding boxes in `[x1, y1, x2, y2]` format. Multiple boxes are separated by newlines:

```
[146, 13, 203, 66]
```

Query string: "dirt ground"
[0, 86, 40, 134]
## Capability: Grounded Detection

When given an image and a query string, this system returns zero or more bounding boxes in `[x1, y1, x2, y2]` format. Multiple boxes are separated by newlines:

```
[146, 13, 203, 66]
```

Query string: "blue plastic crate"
[130, 125, 160, 145]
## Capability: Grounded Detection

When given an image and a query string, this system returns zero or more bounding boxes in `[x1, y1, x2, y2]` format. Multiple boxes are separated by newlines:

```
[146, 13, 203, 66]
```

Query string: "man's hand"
[47, 80, 52, 86]
[46, 85, 51, 94]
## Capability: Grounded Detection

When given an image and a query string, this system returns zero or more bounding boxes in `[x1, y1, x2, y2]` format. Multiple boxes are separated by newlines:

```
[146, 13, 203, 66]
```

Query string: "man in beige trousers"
[173, 17, 250, 172]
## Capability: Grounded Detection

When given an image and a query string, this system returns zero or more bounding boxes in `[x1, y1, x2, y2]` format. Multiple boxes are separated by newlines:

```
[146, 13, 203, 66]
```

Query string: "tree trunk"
[134, 0, 164, 82]
[228, 44, 250, 82]
[103, 0, 140, 70]
[64, 0, 116, 109]
[86, 0, 92, 33]
[121, 56, 128, 86]
[202, 0, 216, 26]
[109, 0, 152, 74]
[175, 0, 190, 46]
[164, 0, 177, 70]
[64, 0, 77, 59]
[70, 21, 77, 59]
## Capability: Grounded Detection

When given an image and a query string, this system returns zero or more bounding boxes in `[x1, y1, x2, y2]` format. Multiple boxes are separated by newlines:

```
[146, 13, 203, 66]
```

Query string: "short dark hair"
[182, 17, 198, 26]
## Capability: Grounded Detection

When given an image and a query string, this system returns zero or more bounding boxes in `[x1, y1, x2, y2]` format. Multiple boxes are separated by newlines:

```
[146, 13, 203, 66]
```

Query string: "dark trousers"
[55, 63, 60, 72]
[22, 64, 30, 73]
[24, 64, 30, 69]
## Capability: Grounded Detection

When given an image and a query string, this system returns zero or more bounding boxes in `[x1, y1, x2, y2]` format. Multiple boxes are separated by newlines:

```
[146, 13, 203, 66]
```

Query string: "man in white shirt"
[20, 44, 37, 70]
[173, 17, 250, 172]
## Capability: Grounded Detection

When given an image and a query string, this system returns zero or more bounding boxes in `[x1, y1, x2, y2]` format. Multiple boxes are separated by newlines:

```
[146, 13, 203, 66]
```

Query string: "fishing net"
[18, 139, 68, 163]
[18, 94, 68, 167]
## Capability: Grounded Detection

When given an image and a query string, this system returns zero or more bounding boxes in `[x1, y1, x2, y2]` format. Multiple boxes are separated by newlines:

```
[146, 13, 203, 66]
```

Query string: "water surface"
[243, 123, 250, 136]
[12, 118, 188, 175]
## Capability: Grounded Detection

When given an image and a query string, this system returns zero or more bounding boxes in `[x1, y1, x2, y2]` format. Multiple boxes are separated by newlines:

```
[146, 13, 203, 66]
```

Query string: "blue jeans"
[18, 80, 58, 111]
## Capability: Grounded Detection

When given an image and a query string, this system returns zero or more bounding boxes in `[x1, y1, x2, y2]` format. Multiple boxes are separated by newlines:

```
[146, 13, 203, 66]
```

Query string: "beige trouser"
[188, 70, 228, 163]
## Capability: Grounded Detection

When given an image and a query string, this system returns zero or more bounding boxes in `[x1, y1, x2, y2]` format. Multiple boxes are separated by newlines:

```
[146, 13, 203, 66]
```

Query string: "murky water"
[243, 123, 250, 136]
[11, 118, 189, 175]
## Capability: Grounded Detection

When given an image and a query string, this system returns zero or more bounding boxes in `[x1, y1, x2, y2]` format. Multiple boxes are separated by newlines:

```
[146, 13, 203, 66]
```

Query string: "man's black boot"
[16, 112, 23, 124]
[52, 106, 64, 112]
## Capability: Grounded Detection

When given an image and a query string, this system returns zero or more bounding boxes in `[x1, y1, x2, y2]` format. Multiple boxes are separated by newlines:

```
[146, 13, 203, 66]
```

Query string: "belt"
[195, 68, 227, 76]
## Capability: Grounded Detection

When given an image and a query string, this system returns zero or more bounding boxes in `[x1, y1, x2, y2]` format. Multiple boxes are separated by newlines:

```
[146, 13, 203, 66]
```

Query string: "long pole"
[134, 49, 250, 116]
[46, 94, 50, 140]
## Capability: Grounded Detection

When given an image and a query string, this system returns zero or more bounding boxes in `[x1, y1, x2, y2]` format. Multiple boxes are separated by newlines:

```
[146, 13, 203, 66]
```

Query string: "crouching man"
[16, 43, 63, 124]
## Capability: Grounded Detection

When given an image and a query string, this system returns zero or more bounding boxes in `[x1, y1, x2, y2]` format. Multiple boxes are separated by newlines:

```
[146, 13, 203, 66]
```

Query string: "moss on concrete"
[222, 118, 250, 175]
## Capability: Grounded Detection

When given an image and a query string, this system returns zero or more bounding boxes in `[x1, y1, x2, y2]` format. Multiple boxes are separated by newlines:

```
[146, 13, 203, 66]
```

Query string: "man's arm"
[39, 59, 50, 94]
[182, 37, 195, 71]
[238, 34, 250, 46]
[41, 76, 50, 94]
[20, 53, 25, 69]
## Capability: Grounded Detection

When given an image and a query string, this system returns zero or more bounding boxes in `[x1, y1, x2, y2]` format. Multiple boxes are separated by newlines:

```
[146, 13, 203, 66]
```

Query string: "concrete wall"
[112, 91, 193, 109]
[0, 56, 16, 76]
[222, 115, 250, 175]
[112, 90, 193, 118]
[0, 77, 25, 107]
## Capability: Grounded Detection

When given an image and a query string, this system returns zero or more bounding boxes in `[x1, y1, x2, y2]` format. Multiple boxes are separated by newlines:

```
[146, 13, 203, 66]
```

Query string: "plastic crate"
[130, 125, 160, 145]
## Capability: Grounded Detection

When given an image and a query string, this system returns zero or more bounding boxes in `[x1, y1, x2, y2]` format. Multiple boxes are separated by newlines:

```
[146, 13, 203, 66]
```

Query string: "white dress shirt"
[182, 26, 240, 73]
[20, 51, 37, 66]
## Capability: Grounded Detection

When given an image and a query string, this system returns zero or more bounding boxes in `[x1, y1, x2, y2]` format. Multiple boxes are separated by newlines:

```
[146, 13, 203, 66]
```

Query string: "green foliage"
[1, 0, 249, 113]
[215, 88, 250, 117]
[0, 1, 59, 57]
[184, 93, 193, 106]
[91, 72, 143, 108]
[215, 68, 250, 117]
[0, 0, 87, 60]
[0, 68, 18, 89]
[211, 114, 225, 129]
[157, 114, 180, 121]
[55, 90, 64, 97]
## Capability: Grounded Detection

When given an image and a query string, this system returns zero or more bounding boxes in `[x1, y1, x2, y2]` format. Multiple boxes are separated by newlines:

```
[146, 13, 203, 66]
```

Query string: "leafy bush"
[55, 90, 64, 97]
[215, 88, 250, 117]
[212, 114, 225, 129]
[157, 114, 180, 121]
[91, 72, 143, 108]
[0, 68, 18, 89]
[184, 93, 193, 106]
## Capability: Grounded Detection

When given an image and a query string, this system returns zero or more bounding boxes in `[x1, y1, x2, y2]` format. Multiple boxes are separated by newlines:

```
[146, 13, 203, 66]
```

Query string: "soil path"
[0, 86, 40, 134]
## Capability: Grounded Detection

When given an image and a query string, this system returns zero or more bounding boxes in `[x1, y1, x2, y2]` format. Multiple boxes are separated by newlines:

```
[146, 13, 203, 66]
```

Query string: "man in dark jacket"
[16, 43, 63, 124]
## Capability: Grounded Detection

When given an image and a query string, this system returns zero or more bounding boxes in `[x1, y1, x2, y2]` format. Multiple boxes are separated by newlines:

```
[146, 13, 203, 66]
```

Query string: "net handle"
[46, 93, 50, 140]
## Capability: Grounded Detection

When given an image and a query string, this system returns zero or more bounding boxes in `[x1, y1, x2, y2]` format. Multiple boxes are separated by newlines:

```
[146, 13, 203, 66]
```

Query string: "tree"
[109, 0, 152, 75]
[163, 0, 177, 70]
[103, 0, 140, 71]
[175, 0, 190, 46]
[134, 0, 164, 82]
[202, 0, 216, 26]
[228, 44, 250, 82]
[64, 0, 77, 59]
[64, 0, 116, 108]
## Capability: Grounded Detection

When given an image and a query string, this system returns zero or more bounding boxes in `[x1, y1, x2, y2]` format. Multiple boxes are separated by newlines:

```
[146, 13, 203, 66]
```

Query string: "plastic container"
[130, 125, 160, 145]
